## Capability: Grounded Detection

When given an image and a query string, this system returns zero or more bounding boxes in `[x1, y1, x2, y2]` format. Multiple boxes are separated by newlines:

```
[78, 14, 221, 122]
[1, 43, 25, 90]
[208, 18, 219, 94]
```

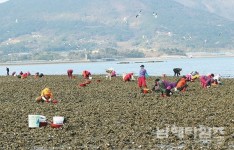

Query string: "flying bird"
[136, 10, 142, 18]
[123, 17, 128, 24]
[153, 12, 157, 18]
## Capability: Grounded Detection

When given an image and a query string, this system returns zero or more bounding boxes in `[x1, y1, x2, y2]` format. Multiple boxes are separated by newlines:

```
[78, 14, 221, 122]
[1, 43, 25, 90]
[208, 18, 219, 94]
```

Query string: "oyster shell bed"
[0, 75, 233, 149]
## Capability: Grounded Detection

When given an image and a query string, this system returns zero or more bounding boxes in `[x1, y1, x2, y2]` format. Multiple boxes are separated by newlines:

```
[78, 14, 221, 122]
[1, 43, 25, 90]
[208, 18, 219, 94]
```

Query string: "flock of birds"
[136, 10, 158, 19]
[123, 10, 158, 24]
[12, 8, 223, 47]
[124, 9, 223, 45]
[136, 10, 158, 18]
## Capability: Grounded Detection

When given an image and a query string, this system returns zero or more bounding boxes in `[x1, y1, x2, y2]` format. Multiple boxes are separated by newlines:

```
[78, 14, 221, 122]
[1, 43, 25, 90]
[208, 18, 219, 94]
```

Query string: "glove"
[145, 73, 149, 78]
[45, 98, 52, 103]
[42, 96, 46, 101]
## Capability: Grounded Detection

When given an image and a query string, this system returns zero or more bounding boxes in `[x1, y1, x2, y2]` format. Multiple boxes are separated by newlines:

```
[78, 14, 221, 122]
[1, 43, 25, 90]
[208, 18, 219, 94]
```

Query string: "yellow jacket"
[192, 74, 200, 80]
[41, 88, 53, 98]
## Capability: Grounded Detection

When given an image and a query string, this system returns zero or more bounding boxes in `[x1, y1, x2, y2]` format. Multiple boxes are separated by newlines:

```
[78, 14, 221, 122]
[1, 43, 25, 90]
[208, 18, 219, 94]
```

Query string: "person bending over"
[123, 73, 135, 82]
[36, 88, 54, 103]
[175, 76, 188, 91]
[199, 74, 214, 88]
[173, 68, 182, 76]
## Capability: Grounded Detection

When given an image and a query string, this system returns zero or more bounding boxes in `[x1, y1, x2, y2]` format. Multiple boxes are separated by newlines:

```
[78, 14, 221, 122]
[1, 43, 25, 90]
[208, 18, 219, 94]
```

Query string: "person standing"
[138, 65, 148, 89]
[6, 67, 9, 76]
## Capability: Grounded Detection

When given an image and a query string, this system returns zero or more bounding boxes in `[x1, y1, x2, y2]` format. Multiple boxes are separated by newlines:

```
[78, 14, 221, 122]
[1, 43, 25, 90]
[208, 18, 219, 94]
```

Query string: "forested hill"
[0, 0, 233, 61]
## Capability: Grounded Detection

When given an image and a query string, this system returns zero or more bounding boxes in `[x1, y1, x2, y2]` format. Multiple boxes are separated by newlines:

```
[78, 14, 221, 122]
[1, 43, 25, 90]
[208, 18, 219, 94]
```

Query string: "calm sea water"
[0, 57, 233, 77]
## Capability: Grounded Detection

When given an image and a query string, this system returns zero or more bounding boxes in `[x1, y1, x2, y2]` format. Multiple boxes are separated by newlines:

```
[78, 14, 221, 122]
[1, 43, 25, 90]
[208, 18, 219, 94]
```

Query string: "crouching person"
[82, 70, 91, 79]
[152, 79, 173, 97]
[123, 73, 135, 82]
[213, 74, 222, 85]
[34, 72, 44, 79]
[36, 88, 54, 103]
[165, 86, 173, 97]
[175, 76, 188, 91]
[186, 71, 200, 82]
[199, 74, 214, 88]
[106, 68, 116, 80]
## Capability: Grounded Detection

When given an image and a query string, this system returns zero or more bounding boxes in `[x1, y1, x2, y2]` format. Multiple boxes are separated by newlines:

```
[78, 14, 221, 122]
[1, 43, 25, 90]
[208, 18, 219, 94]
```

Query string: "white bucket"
[28, 115, 40, 128]
[89, 76, 92, 80]
[53, 116, 64, 125]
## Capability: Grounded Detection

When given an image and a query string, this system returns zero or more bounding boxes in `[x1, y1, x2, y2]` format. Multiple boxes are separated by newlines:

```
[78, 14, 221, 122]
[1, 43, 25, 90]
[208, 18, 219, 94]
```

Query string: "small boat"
[117, 62, 130, 64]
[134, 62, 144, 63]
[145, 60, 164, 63]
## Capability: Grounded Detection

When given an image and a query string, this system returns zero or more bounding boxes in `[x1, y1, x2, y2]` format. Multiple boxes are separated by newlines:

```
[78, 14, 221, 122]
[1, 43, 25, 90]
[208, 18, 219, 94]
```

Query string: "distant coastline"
[0, 53, 233, 66]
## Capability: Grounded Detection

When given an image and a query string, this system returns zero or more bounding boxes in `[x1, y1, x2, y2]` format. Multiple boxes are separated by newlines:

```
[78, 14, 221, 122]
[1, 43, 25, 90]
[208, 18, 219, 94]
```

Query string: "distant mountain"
[0, 0, 234, 61]
[175, 0, 234, 21]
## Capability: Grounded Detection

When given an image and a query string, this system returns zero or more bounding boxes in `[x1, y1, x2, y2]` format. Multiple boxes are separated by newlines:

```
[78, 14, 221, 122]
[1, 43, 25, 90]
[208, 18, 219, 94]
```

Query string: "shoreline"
[1, 74, 233, 78]
[0, 54, 233, 66]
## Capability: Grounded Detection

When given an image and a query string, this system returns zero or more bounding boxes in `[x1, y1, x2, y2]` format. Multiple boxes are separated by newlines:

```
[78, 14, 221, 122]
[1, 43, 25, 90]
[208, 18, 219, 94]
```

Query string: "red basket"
[52, 100, 58, 104]
[143, 89, 149, 94]
[39, 122, 48, 127]
[50, 123, 63, 128]
[79, 83, 86, 87]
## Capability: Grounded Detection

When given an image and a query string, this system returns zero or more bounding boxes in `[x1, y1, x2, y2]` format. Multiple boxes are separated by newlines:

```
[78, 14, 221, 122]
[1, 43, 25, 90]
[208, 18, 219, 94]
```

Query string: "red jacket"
[67, 69, 73, 73]
[83, 70, 91, 78]
[124, 73, 133, 81]
[176, 78, 186, 88]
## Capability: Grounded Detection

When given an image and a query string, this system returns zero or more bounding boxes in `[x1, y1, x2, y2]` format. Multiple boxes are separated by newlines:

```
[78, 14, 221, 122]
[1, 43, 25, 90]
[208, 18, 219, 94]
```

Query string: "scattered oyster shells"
[0, 76, 233, 149]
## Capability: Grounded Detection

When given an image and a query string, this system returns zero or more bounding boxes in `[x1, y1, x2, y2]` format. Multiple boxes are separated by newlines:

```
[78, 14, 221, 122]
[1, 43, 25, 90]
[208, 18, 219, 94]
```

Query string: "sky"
[0, 0, 9, 3]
